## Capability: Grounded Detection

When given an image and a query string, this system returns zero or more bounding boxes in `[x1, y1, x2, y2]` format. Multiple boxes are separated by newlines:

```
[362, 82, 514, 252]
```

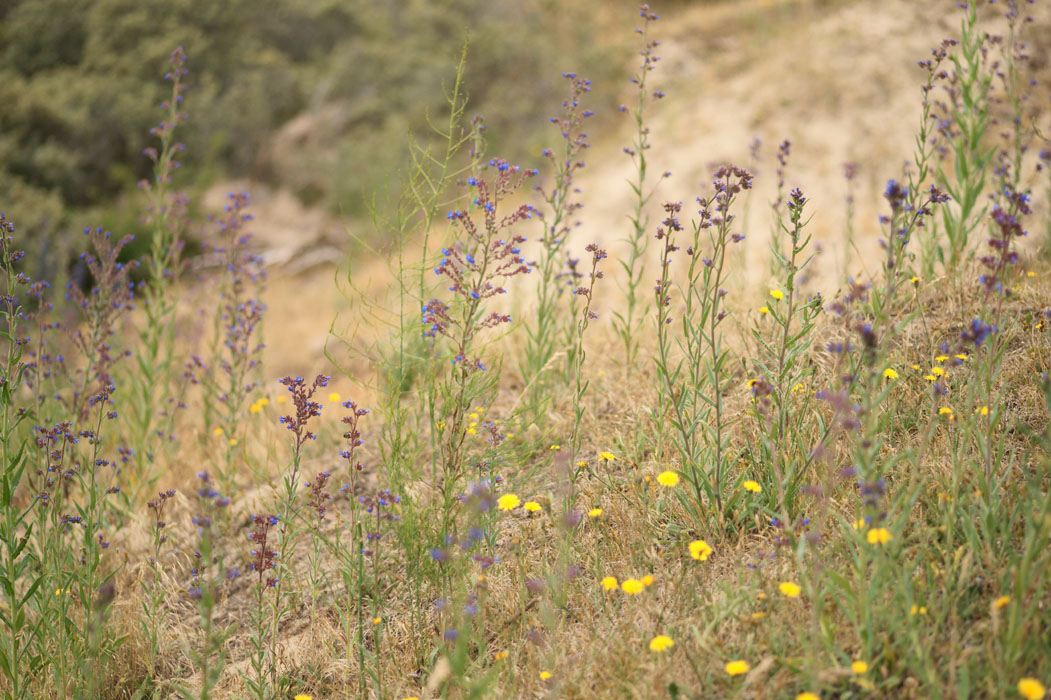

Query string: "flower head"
[524, 501, 542, 513]
[601, 576, 618, 591]
[725, 660, 750, 676]
[851, 660, 869, 674]
[621, 579, 644, 595]
[770, 289, 784, 300]
[1018, 678, 1046, 700]
[649, 635, 674, 652]
[657, 471, 679, 487]
[797, 694, 820, 700]
[866, 528, 892, 545]
[743, 480, 762, 493]
[994, 595, 1011, 609]
[598, 450, 615, 462]
[497, 494, 520, 511]
[588, 507, 603, 518]
[689, 539, 713, 561]
[883, 368, 898, 379]
[778, 581, 801, 598]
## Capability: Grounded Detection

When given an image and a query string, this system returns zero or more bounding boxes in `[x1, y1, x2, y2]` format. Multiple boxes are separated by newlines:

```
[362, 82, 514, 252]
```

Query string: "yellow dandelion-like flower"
[496, 494, 520, 511]
[909, 276, 919, 285]
[212, 427, 224, 437]
[851, 660, 869, 674]
[294, 695, 313, 700]
[797, 693, 821, 700]
[955, 353, 968, 361]
[258, 397, 269, 406]
[883, 368, 899, 379]
[791, 383, 805, 392]
[549, 444, 561, 451]
[601, 576, 618, 591]
[401, 697, 420, 700]
[689, 539, 713, 561]
[930, 366, 945, 377]
[939, 407, 954, 416]
[328, 392, 341, 403]
[642, 575, 656, 587]
[759, 306, 770, 314]
[539, 671, 552, 681]
[468, 412, 479, 421]
[466, 428, 477, 435]
[770, 289, 784, 300]
[746, 378, 759, 389]
[912, 364, 922, 371]
[993, 595, 1011, 609]
[372, 617, 382, 625]
[599, 451, 616, 462]
[852, 518, 866, 530]
[975, 405, 989, 416]
[657, 471, 679, 487]
[524, 501, 542, 513]
[757, 592, 767, 600]
[649, 635, 675, 652]
[867, 528, 892, 545]
[751, 611, 767, 620]
[779, 581, 801, 598]
[621, 579, 644, 595]
[910, 604, 927, 615]
[493, 651, 509, 661]
[588, 507, 603, 518]
[275, 395, 288, 404]
[924, 375, 937, 382]
[1027, 271, 1037, 278]
[934, 355, 949, 363]
[725, 660, 750, 676]
[436, 420, 446, 430]
[576, 460, 588, 468]
[250, 403, 263, 414]
[229, 438, 238, 447]
[1018, 678, 1046, 700]
[743, 480, 762, 493]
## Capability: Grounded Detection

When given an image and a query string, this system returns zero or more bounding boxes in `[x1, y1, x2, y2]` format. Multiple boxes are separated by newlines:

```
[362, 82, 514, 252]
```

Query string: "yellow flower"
[743, 480, 762, 493]
[867, 528, 892, 545]
[229, 438, 238, 447]
[975, 405, 989, 416]
[276, 395, 287, 404]
[621, 579, 644, 595]
[599, 451, 615, 462]
[641, 575, 656, 587]
[852, 518, 866, 530]
[601, 576, 618, 591]
[212, 427, 224, 437]
[746, 378, 759, 389]
[759, 306, 770, 314]
[689, 540, 713, 561]
[883, 368, 898, 379]
[466, 428, 477, 435]
[524, 501, 542, 513]
[539, 671, 552, 681]
[725, 660, 750, 676]
[468, 412, 479, 421]
[576, 460, 588, 467]
[924, 373, 939, 381]
[779, 581, 801, 598]
[910, 604, 927, 616]
[588, 508, 603, 518]
[649, 635, 675, 652]
[930, 366, 945, 377]
[909, 276, 919, 285]
[258, 397, 270, 406]
[751, 611, 767, 620]
[294, 695, 313, 700]
[911, 364, 922, 371]
[328, 392, 341, 402]
[372, 617, 381, 625]
[993, 595, 1011, 609]
[934, 355, 948, 363]
[791, 383, 805, 392]
[250, 403, 263, 414]
[1018, 678, 1046, 700]
[797, 694, 821, 700]
[939, 407, 954, 416]
[851, 660, 869, 674]
[769, 289, 784, 300]
[496, 494, 520, 511]
[549, 444, 561, 451]
[1027, 271, 1037, 278]
[954, 353, 968, 361]
[493, 651, 509, 661]
[657, 471, 679, 487]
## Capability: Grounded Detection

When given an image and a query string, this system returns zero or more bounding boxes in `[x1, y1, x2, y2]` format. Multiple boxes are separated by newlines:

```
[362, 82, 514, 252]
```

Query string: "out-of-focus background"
[2, 0, 1049, 371]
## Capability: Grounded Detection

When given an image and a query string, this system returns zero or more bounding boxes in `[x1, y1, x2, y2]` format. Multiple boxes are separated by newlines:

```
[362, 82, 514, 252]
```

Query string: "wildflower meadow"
[1, 1, 1050, 698]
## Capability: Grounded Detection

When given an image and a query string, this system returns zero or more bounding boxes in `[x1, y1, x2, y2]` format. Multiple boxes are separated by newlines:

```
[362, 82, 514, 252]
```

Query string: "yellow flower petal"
[1018, 678, 1046, 700]
[621, 579, 644, 595]
[725, 660, 750, 676]
[689, 539, 713, 561]
[601, 576, 618, 591]
[743, 480, 762, 493]
[851, 660, 869, 674]
[779, 581, 802, 598]
[649, 634, 675, 652]
[496, 494, 520, 511]
[656, 471, 679, 487]
[769, 289, 784, 300]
